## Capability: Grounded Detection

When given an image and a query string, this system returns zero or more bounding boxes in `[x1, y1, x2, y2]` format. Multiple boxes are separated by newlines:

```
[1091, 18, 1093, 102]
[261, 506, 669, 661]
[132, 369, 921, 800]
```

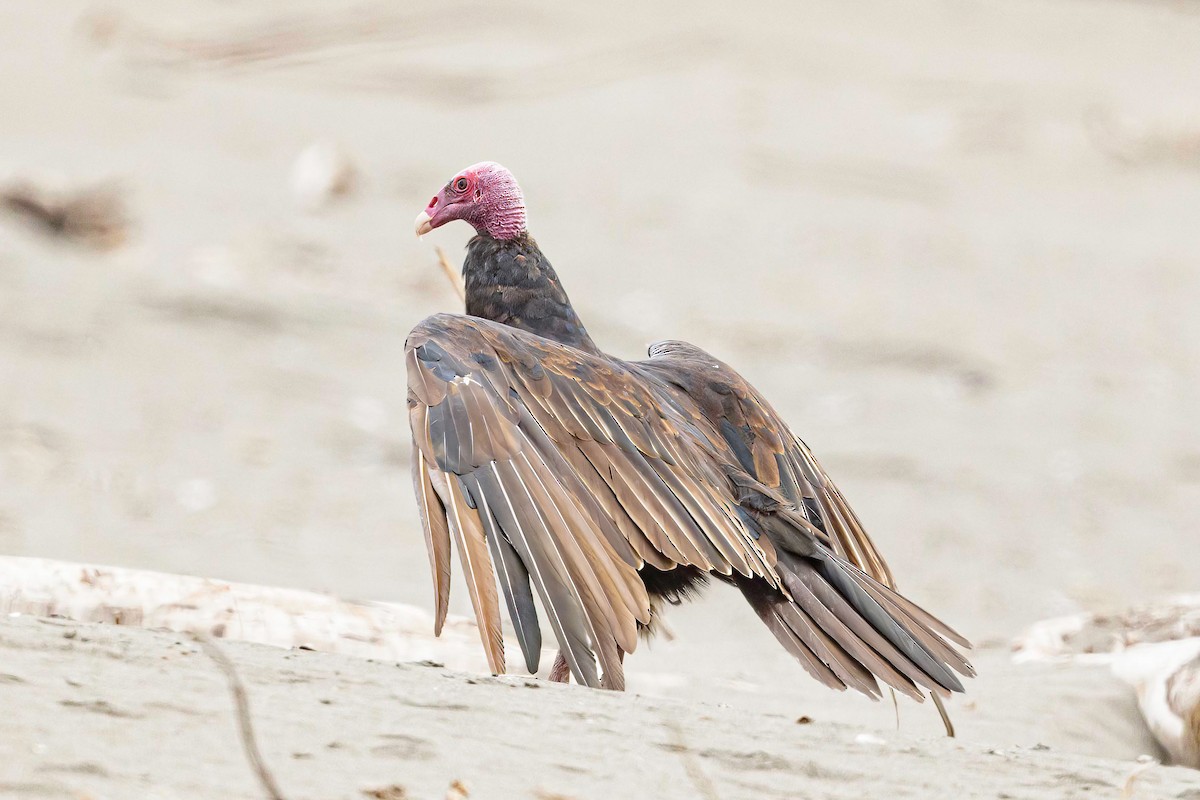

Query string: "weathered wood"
[0, 556, 536, 673]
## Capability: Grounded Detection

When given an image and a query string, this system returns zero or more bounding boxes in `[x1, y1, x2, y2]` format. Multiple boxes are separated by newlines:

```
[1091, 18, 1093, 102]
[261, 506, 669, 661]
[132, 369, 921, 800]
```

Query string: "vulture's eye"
[454, 177, 469, 192]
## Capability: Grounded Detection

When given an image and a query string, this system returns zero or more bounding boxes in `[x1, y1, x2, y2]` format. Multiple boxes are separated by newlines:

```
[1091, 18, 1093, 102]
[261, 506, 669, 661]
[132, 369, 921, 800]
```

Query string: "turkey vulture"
[407, 162, 973, 703]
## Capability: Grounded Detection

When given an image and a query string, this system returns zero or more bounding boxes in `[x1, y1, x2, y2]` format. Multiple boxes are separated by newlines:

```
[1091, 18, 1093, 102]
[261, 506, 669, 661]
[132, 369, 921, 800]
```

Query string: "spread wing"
[641, 341, 897, 586]
[406, 313, 779, 690]
[638, 341, 972, 676]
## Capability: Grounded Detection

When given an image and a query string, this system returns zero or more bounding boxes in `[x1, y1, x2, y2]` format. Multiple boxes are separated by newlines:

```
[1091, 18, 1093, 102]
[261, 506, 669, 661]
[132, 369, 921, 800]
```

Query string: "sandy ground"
[3, 615, 1199, 800]
[3, 0, 1200, 796]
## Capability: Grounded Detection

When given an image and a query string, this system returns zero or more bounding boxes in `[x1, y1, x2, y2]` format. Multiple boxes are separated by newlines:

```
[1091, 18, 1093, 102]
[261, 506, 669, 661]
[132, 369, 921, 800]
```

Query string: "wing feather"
[475, 462, 602, 686]
[513, 446, 641, 655]
[789, 439, 895, 586]
[439, 471, 505, 675]
[405, 314, 779, 689]
[405, 314, 969, 700]
[557, 441, 676, 571]
[478, 493, 541, 673]
[738, 579, 844, 690]
[411, 447, 451, 635]
[640, 340, 896, 586]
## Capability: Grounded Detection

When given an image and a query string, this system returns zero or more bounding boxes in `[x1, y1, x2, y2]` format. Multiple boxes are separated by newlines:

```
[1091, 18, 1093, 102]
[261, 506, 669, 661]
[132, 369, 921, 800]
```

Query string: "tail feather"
[852, 574, 976, 679]
[848, 563, 972, 650]
[740, 581, 846, 691]
[782, 562, 924, 700]
[740, 549, 972, 701]
[815, 555, 964, 695]
[775, 602, 883, 698]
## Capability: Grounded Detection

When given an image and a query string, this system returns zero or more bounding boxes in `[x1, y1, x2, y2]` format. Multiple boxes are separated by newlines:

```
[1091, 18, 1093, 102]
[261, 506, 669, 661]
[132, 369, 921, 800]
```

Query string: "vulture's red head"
[414, 162, 527, 241]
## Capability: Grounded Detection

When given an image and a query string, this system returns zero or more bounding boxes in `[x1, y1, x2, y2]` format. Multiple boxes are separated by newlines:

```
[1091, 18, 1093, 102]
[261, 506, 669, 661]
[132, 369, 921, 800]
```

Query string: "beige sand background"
[3, 0, 1200, 797]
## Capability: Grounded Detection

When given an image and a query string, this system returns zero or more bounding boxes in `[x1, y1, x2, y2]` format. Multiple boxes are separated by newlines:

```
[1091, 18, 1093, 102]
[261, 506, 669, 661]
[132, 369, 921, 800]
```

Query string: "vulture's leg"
[549, 651, 570, 683]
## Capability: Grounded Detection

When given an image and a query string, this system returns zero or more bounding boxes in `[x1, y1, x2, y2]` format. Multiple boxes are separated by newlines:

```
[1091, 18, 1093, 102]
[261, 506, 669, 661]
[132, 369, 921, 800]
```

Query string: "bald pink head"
[414, 162, 527, 241]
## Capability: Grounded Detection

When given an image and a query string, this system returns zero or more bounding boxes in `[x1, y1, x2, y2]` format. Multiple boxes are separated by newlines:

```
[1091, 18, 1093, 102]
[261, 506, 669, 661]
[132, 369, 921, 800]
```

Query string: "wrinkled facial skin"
[416, 171, 481, 235]
[414, 161, 526, 240]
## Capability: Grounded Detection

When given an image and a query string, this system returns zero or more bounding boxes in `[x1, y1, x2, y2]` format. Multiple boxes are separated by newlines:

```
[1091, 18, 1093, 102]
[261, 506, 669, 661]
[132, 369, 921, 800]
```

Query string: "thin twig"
[931, 691, 955, 738]
[192, 632, 288, 800]
[663, 718, 721, 800]
[434, 246, 466, 303]
[1122, 758, 1158, 799]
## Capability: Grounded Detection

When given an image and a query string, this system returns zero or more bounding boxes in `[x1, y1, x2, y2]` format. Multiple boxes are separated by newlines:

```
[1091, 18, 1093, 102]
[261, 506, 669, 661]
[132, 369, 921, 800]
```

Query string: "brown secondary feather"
[438, 469, 505, 675]
[411, 448, 451, 635]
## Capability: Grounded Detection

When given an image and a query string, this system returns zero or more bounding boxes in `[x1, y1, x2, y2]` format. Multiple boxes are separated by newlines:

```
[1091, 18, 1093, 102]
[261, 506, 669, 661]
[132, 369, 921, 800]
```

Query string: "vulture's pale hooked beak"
[414, 210, 434, 238]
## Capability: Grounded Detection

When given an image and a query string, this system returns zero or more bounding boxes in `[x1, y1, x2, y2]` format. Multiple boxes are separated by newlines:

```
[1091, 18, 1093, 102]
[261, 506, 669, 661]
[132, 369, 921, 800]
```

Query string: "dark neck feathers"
[463, 233, 599, 354]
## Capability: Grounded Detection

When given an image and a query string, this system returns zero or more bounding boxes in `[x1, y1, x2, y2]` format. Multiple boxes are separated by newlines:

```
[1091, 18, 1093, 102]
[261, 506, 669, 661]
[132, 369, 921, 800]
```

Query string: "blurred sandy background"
[3, 0, 1200, 754]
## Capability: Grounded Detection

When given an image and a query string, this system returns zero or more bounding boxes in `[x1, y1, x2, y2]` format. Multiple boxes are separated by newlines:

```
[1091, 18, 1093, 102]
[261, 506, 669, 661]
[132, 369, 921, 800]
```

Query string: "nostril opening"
[428, 196, 438, 208]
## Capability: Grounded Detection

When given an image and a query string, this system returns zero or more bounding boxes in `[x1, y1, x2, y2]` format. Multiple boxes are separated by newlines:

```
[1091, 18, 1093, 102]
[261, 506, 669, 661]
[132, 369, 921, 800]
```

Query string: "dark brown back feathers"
[463, 233, 599, 355]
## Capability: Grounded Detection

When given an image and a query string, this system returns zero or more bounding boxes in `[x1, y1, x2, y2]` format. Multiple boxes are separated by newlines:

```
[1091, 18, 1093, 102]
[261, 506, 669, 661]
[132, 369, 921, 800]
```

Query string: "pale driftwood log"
[0, 556, 536, 673]
[1014, 596, 1200, 769]
[1111, 639, 1200, 769]
[1012, 594, 1200, 663]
